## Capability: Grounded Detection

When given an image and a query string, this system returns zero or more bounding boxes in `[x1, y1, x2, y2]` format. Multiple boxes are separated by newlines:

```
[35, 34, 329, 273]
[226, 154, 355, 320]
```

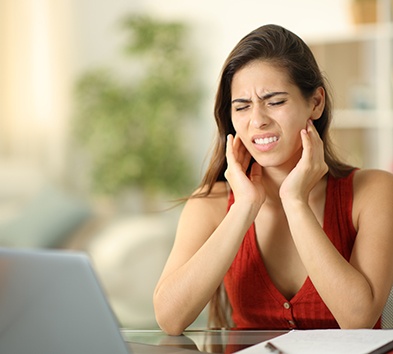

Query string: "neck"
[260, 148, 302, 202]
[262, 164, 328, 207]
[262, 168, 288, 204]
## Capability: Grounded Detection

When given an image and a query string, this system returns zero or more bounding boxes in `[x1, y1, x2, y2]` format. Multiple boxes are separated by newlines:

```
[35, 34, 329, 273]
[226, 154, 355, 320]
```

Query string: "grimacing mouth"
[253, 136, 279, 145]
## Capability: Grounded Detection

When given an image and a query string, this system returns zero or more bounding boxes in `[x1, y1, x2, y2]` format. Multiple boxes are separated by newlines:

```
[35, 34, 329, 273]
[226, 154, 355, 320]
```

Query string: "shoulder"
[181, 182, 229, 229]
[352, 169, 393, 228]
[190, 181, 229, 215]
[171, 182, 229, 253]
[192, 181, 229, 199]
[353, 169, 393, 196]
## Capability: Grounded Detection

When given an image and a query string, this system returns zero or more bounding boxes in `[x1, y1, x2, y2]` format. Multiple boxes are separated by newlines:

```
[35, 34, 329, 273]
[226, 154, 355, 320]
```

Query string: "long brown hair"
[198, 24, 353, 328]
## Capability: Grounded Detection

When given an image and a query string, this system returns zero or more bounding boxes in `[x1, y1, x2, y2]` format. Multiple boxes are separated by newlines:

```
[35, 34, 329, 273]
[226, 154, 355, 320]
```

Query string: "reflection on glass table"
[122, 329, 287, 353]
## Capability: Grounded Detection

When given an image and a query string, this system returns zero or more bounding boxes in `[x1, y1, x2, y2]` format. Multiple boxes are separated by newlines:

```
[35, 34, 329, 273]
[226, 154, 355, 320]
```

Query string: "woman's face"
[230, 60, 323, 170]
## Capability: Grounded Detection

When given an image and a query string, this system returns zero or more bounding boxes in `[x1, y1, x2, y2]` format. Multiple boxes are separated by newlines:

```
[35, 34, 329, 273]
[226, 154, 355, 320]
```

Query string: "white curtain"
[0, 0, 72, 181]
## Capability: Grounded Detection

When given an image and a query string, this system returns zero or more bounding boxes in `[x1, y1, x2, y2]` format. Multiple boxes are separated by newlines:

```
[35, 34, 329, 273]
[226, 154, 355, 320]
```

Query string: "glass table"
[122, 329, 288, 353]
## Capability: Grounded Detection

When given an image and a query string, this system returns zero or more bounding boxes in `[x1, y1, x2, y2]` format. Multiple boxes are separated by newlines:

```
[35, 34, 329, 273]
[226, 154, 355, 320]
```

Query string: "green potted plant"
[71, 15, 202, 211]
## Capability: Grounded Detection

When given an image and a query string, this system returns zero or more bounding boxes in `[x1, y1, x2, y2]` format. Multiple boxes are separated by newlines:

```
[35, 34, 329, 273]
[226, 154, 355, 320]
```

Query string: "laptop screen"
[0, 248, 130, 354]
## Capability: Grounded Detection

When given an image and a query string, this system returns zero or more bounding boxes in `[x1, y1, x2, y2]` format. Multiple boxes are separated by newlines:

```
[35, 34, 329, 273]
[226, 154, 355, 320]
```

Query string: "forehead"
[231, 60, 292, 95]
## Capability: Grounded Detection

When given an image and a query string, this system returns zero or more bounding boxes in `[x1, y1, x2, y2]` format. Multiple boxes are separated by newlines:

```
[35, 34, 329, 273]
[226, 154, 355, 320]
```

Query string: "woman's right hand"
[154, 135, 264, 335]
[224, 134, 266, 208]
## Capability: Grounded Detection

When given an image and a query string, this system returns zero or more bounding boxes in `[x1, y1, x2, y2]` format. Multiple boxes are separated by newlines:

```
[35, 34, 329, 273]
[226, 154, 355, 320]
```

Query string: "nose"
[249, 106, 270, 129]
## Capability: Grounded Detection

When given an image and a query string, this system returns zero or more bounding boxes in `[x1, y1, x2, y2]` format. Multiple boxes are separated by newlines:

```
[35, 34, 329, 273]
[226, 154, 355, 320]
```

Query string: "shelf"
[331, 109, 392, 129]
[306, 22, 393, 45]
[307, 0, 393, 171]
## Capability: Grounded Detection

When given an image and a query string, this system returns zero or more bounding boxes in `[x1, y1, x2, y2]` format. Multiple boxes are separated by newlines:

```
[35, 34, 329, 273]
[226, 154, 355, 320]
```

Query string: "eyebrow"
[231, 91, 288, 104]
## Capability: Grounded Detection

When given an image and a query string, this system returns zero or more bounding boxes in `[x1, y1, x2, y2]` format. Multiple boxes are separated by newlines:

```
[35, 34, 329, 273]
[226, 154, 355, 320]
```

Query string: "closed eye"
[235, 105, 250, 111]
[268, 100, 286, 107]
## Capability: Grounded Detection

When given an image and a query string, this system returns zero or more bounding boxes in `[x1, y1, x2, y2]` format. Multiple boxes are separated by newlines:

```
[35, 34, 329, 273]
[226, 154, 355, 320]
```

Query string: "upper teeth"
[254, 136, 278, 145]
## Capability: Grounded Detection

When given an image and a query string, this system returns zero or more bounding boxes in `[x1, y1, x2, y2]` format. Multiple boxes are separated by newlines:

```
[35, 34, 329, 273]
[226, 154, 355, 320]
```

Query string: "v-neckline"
[249, 221, 314, 304]
[249, 174, 332, 304]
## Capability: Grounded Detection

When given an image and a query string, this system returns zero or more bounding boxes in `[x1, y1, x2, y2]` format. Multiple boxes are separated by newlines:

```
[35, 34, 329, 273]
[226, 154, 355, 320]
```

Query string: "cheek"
[280, 112, 305, 146]
[282, 108, 309, 133]
[231, 115, 246, 134]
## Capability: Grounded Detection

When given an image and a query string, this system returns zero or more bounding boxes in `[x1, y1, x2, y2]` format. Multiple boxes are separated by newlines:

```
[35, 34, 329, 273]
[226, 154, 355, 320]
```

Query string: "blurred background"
[0, 0, 392, 329]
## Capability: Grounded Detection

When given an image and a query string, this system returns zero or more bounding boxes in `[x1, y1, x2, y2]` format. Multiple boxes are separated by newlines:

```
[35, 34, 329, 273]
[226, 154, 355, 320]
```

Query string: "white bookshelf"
[306, 0, 393, 171]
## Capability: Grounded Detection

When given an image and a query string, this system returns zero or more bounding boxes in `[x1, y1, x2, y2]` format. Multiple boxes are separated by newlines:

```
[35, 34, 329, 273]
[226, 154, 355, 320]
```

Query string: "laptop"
[0, 248, 203, 354]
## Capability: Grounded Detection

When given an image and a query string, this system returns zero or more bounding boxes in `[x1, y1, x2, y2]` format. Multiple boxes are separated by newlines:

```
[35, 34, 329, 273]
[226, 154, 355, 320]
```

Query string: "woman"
[153, 24, 393, 335]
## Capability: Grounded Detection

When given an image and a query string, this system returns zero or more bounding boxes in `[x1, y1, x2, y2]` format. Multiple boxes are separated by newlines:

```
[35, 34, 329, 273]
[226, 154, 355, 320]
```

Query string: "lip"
[252, 133, 279, 152]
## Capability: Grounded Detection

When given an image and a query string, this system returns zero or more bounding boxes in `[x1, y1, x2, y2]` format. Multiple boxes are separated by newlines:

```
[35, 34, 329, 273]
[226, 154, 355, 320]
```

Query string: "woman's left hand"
[279, 119, 328, 203]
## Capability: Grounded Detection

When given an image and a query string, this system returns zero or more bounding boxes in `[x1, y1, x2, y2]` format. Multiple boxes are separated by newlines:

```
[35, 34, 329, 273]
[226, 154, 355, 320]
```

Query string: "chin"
[253, 158, 282, 168]
[253, 155, 298, 170]
[253, 147, 302, 169]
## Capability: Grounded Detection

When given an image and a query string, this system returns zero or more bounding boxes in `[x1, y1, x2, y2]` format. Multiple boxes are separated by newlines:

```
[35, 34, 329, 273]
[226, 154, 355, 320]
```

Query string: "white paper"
[236, 329, 393, 354]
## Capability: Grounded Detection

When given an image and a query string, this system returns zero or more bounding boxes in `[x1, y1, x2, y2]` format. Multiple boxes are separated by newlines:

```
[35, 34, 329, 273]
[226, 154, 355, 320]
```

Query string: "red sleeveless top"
[224, 170, 381, 330]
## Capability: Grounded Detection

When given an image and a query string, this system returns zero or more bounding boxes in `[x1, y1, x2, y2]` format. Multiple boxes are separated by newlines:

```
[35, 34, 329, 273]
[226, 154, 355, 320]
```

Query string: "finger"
[249, 162, 263, 183]
[300, 125, 311, 154]
[233, 135, 251, 171]
[226, 134, 246, 168]
[307, 118, 315, 132]
[226, 134, 235, 162]
[232, 134, 247, 156]
[306, 119, 325, 157]
[306, 120, 322, 144]
[302, 120, 327, 174]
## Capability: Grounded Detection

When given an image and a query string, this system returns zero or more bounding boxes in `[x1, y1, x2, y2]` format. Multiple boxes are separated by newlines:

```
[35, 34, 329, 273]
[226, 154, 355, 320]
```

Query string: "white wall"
[0, 0, 354, 189]
[70, 0, 353, 170]
[72, 0, 352, 74]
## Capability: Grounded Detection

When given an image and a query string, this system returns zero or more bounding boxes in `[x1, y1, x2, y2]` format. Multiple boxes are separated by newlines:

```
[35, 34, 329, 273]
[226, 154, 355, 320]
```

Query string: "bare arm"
[280, 121, 393, 328]
[153, 135, 265, 335]
[153, 186, 254, 335]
